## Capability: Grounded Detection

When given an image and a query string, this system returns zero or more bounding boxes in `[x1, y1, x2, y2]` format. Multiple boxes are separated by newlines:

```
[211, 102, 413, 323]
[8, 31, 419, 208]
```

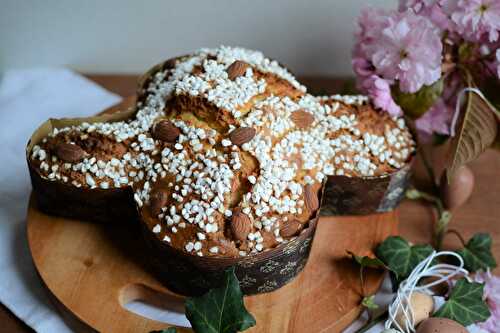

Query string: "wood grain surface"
[3, 75, 499, 333]
[27, 194, 398, 333]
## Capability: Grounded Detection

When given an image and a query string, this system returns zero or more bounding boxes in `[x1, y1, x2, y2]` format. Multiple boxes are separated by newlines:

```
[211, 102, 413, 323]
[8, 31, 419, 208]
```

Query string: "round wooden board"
[27, 196, 398, 333]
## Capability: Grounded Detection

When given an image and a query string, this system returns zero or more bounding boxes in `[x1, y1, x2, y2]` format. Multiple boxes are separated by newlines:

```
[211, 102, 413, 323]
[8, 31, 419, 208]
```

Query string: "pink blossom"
[399, 0, 451, 30]
[467, 271, 500, 332]
[450, 0, 500, 42]
[496, 49, 500, 78]
[361, 75, 403, 117]
[362, 10, 443, 93]
[352, 57, 374, 78]
[355, 8, 392, 48]
[415, 98, 453, 139]
[352, 55, 402, 116]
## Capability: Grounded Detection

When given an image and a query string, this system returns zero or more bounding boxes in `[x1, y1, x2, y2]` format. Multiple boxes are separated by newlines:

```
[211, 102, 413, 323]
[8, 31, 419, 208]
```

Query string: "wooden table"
[2, 75, 499, 332]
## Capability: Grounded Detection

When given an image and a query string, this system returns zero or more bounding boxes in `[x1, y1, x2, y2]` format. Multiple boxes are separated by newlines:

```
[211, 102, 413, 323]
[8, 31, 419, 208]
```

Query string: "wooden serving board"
[27, 196, 397, 333]
[26, 97, 398, 332]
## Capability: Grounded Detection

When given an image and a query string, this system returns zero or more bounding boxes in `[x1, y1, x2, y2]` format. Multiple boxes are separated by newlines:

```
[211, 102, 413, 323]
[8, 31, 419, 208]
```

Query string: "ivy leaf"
[376, 236, 434, 282]
[361, 295, 379, 310]
[150, 328, 178, 333]
[392, 78, 444, 119]
[446, 74, 498, 183]
[184, 267, 256, 333]
[456, 233, 497, 272]
[482, 77, 500, 151]
[482, 76, 500, 114]
[434, 278, 490, 326]
[347, 250, 386, 269]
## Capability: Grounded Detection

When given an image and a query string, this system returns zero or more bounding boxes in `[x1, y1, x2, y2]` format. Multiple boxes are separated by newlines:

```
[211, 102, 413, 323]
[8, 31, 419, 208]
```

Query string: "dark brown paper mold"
[28, 164, 136, 224]
[139, 189, 324, 296]
[140, 219, 317, 296]
[320, 158, 413, 216]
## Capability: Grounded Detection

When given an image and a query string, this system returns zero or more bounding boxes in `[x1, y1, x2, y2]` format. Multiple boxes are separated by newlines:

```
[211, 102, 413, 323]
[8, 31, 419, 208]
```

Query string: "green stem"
[434, 210, 452, 251]
[419, 146, 439, 193]
[418, 146, 452, 249]
[407, 189, 452, 250]
[446, 229, 467, 247]
[360, 266, 366, 297]
[354, 310, 388, 333]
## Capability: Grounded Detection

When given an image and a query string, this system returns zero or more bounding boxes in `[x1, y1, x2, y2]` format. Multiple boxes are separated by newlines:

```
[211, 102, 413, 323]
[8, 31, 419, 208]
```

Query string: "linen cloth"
[0, 68, 120, 332]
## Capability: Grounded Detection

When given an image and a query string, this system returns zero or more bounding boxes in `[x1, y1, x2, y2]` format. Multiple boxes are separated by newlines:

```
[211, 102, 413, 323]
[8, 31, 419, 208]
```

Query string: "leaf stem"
[406, 188, 452, 250]
[446, 229, 467, 247]
[419, 145, 439, 193]
[360, 266, 366, 297]
[354, 310, 388, 333]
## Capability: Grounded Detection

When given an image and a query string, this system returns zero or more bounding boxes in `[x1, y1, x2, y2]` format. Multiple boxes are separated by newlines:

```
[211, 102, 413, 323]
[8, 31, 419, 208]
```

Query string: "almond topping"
[304, 184, 319, 212]
[152, 120, 180, 142]
[280, 219, 302, 238]
[291, 109, 315, 129]
[230, 211, 252, 242]
[150, 189, 169, 216]
[226, 60, 249, 80]
[229, 127, 256, 146]
[54, 143, 85, 162]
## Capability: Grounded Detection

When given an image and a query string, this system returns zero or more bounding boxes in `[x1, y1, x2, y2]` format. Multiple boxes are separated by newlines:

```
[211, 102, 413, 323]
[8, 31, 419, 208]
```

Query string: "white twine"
[450, 87, 489, 137]
[384, 251, 469, 333]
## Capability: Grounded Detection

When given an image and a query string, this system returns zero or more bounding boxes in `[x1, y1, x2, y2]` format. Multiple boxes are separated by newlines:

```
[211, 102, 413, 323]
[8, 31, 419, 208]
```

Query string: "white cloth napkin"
[0, 68, 121, 332]
[0, 68, 387, 333]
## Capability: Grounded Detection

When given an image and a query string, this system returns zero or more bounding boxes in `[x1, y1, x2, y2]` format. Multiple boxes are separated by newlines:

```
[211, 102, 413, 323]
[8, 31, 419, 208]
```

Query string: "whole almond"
[226, 60, 249, 80]
[229, 127, 256, 146]
[280, 219, 302, 238]
[150, 189, 169, 216]
[152, 120, 180, 142]
[54, 143, 85, 162]
[291, 109, 315, 129]
[231, 211, 252, 242]
[304, 184, 319, 212]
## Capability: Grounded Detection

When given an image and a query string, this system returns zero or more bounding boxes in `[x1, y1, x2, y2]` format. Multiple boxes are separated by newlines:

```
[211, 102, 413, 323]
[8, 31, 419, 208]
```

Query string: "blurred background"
[1, 0, 395, 77]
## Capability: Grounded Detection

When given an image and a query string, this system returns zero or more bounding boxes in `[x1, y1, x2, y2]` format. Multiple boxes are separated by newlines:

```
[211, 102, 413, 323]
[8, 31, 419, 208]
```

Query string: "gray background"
[1, 0, 395, 76]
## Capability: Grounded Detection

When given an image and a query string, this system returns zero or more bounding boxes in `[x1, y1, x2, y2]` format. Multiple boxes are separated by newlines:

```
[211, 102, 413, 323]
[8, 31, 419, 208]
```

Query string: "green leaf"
[150, 328, 178, 333]
[185, 267, 256, 333]
[481, 77, 500, 151]
[434, 278, 490, 326]
[446, 74, 499, 183]
[482, 77, 500, 113]
[432, 133, 449, 146]
[376, 236, 434, 282]
[347, 250, 386, 269]
[458, 43, 477, 63]
[361, 295, 379, 310]
[392, 78, 444, 119]
[456, 233, 497, 272]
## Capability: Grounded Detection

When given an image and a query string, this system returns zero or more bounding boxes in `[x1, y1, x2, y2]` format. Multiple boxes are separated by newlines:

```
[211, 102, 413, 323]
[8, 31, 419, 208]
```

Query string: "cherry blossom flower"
[360, 75, 402, 117]
[354, 9, 443, 94]
[352, 1, 498, 137]
[399, 0, 451, 30]
[366, 10, 443, 93]
[450, 0, 500, 42]
[467, 271, 500, 333]
[415, 98, 453, 140]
